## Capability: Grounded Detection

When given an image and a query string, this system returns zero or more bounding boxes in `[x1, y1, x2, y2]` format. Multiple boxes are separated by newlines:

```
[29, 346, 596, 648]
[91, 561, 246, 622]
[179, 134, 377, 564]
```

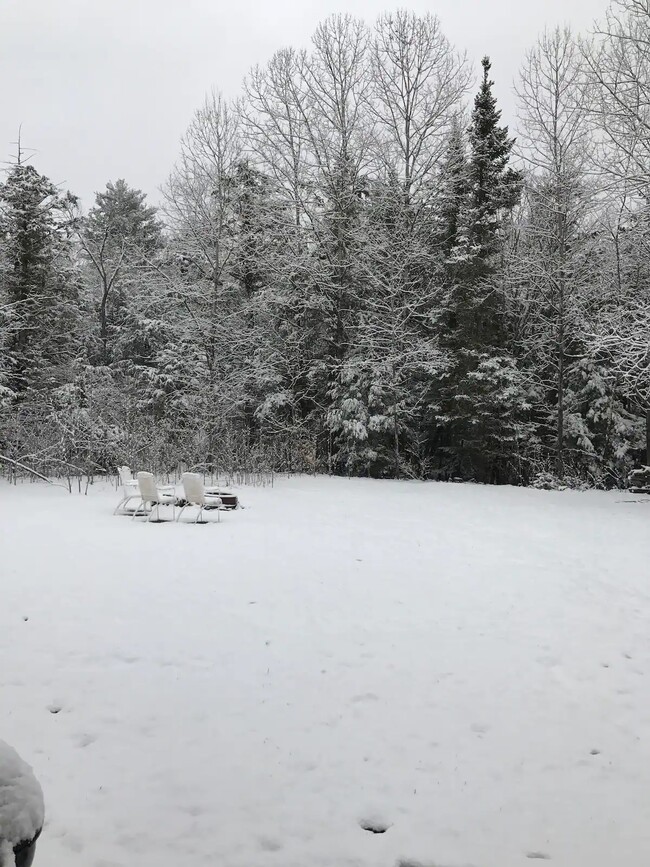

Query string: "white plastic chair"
[177, 473, 223, 523]
[133, 472, 177, 522]
[113, 465, 140, 515]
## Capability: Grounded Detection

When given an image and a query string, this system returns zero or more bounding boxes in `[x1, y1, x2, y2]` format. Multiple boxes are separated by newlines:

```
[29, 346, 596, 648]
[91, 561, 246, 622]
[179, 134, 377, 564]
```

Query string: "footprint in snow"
[359, 817, 390, 834]
[258, 836, 282, 852]
[351, 693, 379, 704]
[396, 861, 440, 867]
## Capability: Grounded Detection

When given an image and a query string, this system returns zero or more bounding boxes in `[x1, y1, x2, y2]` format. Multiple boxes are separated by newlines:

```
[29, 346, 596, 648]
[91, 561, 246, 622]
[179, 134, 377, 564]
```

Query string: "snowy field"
[1, 475, 650, 867]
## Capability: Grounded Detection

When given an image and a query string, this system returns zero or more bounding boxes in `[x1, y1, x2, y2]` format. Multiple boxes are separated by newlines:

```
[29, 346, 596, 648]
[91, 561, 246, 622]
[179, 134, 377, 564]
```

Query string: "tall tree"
[582, 1, 650, 469]
[435, 57, 526, 482]
[370, 11, 470, 202]
[514, 28, 595, 479]
[0, 161, 80, 396]
[434, 118, 470, 258]
[582, 0, 650, 196]
[77, 179, 163, 363]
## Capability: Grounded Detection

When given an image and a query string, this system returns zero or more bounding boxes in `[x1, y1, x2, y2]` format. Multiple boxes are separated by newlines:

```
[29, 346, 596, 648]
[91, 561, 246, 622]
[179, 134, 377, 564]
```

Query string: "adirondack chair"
[177, 472, 223, 523]
[133, 472, 177, 522]
[113, 466, 140, 515]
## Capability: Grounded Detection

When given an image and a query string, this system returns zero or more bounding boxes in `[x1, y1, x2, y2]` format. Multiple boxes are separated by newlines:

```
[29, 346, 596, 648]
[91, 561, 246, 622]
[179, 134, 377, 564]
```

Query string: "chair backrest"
[137, 471, 159, 502]
[181, 472, 205, 506]
[118, 465, 133, 486]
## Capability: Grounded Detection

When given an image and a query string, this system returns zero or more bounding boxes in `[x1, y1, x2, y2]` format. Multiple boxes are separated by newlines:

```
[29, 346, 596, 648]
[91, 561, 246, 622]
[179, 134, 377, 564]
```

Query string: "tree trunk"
[556, 205, 567, 481]
[99, 286, 109, 362]
[556, 310, 565, 479]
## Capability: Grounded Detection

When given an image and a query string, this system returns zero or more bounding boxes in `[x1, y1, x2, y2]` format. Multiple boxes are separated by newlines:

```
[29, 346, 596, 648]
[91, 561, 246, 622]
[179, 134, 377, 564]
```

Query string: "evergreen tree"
[0, 161, 80, 396]
[78, 179, 163, 364]
[89, 179, 162, 256]
[464, 58, 521, 269]
[435, 119, 469, 260]
[433, 58, 527, 482]
[449, 56, 521, 342]
[328, 172, 443, 477]
[230, 160, 276, 299]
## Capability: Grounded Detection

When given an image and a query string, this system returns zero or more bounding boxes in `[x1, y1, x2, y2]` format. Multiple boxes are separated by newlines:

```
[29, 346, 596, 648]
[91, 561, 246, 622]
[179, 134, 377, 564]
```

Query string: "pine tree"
[435, 118, 469, 260]
[433, 58, 527, 482]
[0, 161, 80, 396]
[78, 179, 163, 364]
[450, 56, 521, 342]
[89, 180, 162, 255]
[328, 171, 443, 478]
[465, 59, 521, 264]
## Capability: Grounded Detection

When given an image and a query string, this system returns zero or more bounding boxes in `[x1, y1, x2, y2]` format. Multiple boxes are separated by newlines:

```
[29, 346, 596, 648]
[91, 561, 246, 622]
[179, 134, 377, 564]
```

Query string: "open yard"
[1, 476, 649, 867]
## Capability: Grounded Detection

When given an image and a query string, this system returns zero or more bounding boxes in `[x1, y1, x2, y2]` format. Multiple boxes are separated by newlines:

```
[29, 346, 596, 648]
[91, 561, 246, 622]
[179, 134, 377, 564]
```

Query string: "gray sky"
[1, 0, 611, 207]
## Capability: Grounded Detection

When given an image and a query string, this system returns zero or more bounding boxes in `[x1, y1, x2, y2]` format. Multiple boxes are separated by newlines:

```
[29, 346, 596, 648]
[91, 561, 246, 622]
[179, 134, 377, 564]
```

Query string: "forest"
[1, 0, 649, 488]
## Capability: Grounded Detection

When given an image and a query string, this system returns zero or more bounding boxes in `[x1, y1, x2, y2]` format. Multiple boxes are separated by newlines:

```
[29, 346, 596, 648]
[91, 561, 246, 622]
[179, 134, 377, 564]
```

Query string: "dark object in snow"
[359, 819, 389, 834]
[211, 492, 239, 510]
[176, 492, 239, 510]
[628, 466, 650, 494]
[13, 828, 41, 867]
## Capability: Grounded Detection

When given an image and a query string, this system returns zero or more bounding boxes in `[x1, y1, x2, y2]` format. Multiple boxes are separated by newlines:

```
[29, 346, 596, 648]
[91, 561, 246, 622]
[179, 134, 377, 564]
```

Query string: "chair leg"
[176, 504, 187, 523]
[132, 498, 143, 520]
[116, 494, 139, 516]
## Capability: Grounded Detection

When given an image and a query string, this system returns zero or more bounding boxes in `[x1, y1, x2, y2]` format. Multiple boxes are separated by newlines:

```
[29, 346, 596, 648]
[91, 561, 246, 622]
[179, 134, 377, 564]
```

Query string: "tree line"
[1, 2, 649, 487]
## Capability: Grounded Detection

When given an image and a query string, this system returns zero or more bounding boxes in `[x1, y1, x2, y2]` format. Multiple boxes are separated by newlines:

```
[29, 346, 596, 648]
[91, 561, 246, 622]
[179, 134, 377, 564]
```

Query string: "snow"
[1, 475, 650, 867]
[0, 739, 44, 847]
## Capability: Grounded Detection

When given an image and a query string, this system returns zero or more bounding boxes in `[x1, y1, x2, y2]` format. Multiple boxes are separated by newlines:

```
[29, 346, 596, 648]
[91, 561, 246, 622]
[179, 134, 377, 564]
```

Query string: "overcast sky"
[1, 0, 611, 208]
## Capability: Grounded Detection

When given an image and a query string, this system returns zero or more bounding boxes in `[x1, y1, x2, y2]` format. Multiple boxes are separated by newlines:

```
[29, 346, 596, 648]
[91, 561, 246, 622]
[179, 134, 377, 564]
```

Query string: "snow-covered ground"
[1, 475, 650, 867]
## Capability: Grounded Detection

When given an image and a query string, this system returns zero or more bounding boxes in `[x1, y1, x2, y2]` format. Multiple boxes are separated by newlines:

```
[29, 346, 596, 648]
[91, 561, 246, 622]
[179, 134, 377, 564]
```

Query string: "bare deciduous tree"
[515, 27, 594, 477]
[370, 10, 470, 202]
[582, 0, 650, 194]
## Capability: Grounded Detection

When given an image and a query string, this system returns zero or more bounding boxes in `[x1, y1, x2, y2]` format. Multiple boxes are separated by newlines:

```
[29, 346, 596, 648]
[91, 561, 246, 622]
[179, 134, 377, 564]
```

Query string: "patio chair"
[113, 465, 140, 515]
[177, 472, 223, 523]
[133, 472, 177, 522]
